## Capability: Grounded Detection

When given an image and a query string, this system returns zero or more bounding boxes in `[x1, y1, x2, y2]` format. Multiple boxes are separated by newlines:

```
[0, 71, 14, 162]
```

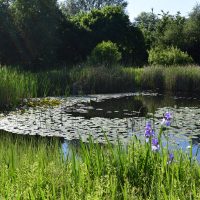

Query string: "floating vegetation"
[26, 98, 61, 108]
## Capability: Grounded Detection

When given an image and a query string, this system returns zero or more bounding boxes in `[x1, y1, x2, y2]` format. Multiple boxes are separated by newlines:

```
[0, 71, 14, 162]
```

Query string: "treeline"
[0, 0, 147, 70]
[1, 0, 200, 70]
[135, 6, 200, 64]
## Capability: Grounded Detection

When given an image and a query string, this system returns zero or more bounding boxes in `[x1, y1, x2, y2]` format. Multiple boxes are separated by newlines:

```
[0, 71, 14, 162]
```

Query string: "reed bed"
[69, 66, 137, 94]
[0, 130, 199, 199]
[140, 65, 200, 93]
[1, 65, 200, 110]
[0, 67, 37, 109]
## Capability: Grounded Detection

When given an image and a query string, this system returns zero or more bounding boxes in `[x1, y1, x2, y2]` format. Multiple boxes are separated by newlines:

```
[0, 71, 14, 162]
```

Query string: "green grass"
[69, 65, 200, 95]
[140, 65, 200, 93]
[0, 131, 199, 199]
[69, 66, 137, 94]
[0, 67, 37, 109]
[1, 65, 200, 110]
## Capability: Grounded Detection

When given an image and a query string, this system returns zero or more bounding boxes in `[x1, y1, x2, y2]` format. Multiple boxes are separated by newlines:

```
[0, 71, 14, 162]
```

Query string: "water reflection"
[67, 93, 200, 119]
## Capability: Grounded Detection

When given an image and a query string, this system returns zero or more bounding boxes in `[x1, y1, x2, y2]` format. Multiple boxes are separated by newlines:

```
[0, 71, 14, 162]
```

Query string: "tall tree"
[134, 10, 159, 49]
[0, 0, 21, 65]
[183, 4, 200, 63]
[60, 0, 127, 15]
[11, 0, 63, 69]
[156, 11, 186, 49]
[73, 6, 147, 65]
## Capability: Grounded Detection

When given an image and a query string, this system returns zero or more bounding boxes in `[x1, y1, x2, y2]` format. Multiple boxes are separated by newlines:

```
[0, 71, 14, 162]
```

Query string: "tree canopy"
[60, 0, 127, 15]
[1, 0, 200, 68]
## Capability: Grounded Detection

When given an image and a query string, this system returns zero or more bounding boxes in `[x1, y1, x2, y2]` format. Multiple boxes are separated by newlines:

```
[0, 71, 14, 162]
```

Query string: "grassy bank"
[0, 131, 199, 199]
[1, 65, 200, 110]
[0, 67, 37, 109]
[140, 66, 200, 94]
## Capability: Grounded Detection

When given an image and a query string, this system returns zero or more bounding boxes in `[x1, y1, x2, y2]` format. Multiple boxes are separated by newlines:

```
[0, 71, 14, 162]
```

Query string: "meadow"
[0, 130, 199, 200]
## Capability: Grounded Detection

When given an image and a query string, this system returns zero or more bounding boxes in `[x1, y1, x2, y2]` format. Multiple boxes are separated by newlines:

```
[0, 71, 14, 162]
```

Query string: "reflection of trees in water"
[134, 94, 176, 114]
[69, 96, 149, 119]
[66, 93, 200, 120]
[135, 93, 200, 114]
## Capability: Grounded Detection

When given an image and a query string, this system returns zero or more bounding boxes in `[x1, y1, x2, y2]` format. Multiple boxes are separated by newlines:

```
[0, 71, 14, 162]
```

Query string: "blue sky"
[127, 0, 199, 21]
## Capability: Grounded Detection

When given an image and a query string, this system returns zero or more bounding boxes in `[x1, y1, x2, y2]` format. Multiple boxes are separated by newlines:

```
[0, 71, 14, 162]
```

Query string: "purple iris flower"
[169, 153, 174, 161]
[152, 138, 160, 151]
[145, 121, 155, 139]
[165, 120, 171, 126]
[167, 153, 174, 164]
[165, 112, 172, 120]
[161, 112, 172, 127]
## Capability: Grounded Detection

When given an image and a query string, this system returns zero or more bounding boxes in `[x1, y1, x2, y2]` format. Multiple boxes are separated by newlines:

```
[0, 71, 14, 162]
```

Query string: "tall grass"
[36, 69, 71, 97]
[0, 131, 199, 199]
[0, 67, 37, 109]
[69, 66, 138, 94]
[1, 65, 200, 110]
[72, 65, 200, 95]
[140, 65, 200, 94]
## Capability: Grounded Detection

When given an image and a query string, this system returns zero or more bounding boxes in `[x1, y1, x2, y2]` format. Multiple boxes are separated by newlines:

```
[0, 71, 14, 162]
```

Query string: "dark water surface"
[67, 93, 200, 119]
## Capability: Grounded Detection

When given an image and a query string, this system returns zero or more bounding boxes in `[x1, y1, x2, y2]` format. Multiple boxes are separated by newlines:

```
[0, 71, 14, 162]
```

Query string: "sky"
[127, 0, 199, 21]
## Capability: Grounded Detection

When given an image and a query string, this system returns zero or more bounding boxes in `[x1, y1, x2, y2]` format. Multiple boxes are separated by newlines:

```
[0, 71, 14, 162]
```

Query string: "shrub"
[89, 41, 122, 67]
[148, 46, 193, 65]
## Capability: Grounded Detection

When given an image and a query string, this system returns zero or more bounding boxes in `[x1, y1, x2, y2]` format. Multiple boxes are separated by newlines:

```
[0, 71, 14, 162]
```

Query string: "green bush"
[89, 41, 122, 67]
[148, 46, 193, 65]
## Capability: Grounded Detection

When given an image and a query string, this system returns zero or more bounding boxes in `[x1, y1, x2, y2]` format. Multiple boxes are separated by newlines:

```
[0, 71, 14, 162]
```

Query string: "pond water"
[0, 92, 200, 159]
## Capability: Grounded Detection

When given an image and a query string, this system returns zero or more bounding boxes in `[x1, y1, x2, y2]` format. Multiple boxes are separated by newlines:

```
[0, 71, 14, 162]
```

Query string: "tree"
[60, 0, 127, 16]
[183, 4, 200, 63]
[134, 10, 159, 49]
[57, 18, 91, 64]
[156, 11, 186, 49]
[10, 0, 63, 69]
[135, 10, 186, 51]
[73, 6, 147, 65]
[0, 0, 21, 65]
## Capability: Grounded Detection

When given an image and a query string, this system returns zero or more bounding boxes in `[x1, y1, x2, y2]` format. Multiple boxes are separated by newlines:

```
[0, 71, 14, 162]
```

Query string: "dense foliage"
[135, 4, 200, 65]
[1, 65, 200, 110]
[0, 0, 146, 70]
[89, 41, 121, 67]
[148, 46, 193, 66]
[60, 0, 127, 15]
[1, 1, 200, 68]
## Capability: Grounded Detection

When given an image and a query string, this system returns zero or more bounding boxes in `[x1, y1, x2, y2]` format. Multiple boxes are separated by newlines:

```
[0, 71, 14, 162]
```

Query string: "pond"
[0, 92, 200, 159]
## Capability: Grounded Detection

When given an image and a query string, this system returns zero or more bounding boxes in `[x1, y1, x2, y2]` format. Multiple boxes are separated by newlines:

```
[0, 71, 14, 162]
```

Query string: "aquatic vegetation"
[0, 67, 37, 110]
[140, 65, 200, 93]
[26, 98, 61, 108]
